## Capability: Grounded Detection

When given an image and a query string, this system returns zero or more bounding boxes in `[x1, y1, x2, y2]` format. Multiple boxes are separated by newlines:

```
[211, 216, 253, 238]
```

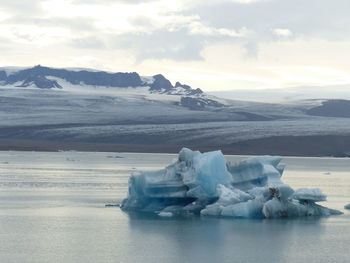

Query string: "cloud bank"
[0, 0, 350, 91]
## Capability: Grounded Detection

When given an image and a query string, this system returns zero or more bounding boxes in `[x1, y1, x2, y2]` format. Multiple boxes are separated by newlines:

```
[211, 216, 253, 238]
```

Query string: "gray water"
[0, 151, 349, 263]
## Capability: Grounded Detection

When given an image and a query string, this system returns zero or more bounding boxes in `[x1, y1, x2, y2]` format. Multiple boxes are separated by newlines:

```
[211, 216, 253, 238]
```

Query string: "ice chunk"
[121, 148, 342, 219]
[200, 204, 223, 217]
[292, 188, 327, 202]
[262, 198, 338, 218]
[178, 147, 200, 164]
[215, 184, 252, 206]
[248, 187, 270, 198]
[200, 185, 252, 216]
[269, 184, 294, 201]
[221, 197, 266, 218]
[158, 212, 173, 217]
[121, 148, 231, 212]
[227, 156, 284, 191]
[120, 168, 194, 212]
[182, 150, 233, 199]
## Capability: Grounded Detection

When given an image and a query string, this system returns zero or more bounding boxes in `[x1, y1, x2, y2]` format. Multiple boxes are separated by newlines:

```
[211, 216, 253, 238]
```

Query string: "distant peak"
[0, 65, 203, 96]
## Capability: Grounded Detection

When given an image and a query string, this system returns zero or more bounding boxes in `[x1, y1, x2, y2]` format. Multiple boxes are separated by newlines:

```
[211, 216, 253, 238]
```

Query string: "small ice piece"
[345, 204, 350, 210]
[292, 188, 327, 202]
[105, 204, 120, 207]
[158, 205, 189, 216]
[158, 212, 173, 217]
[106, 155, 123, 159]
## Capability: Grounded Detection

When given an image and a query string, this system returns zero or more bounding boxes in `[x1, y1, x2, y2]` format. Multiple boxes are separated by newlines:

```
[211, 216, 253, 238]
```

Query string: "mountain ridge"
[0, 65, 203, 96]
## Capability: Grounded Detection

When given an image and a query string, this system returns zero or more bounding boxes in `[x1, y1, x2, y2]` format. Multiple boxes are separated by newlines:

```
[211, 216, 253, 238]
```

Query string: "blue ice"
[121, 148, 342, 218]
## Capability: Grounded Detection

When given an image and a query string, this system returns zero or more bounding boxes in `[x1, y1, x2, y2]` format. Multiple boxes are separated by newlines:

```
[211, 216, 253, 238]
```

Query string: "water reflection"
[125, 212, 326, 263]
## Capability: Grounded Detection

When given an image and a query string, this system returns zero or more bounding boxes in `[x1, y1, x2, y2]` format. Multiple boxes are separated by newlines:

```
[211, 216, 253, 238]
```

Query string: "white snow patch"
[141, 76, 154, 85]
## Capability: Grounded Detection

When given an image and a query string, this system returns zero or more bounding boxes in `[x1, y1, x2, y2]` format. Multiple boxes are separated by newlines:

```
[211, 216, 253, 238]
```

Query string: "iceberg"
[121, 148, 342, 218]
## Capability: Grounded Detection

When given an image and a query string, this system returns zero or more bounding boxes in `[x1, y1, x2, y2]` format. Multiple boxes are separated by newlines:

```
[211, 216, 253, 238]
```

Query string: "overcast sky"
[1, 0, 350, 92]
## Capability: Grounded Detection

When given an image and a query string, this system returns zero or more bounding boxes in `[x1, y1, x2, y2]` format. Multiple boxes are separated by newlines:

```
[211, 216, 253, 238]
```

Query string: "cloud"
[114, 29, 205, 61]
[0, 0, 44, 15]
[272, 28, 293, 37]
[205, 0, 349, 37]
[188, 21, 247, 37]
[243, 41, 259, 58]
[1, 0, 350, 93]
[70, 37, 106, 49]
[189, 0, 350, 54]
[3, 16, 97, 32]
[70, 0, 158, 4]
[113, 14, 247, 61]
[1, 0, 350, 58]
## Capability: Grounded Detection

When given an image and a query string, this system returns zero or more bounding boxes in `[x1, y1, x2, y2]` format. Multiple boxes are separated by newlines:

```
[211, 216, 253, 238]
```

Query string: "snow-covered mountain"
[0, 65, 319, 119]
[0, 65, 203, 96]
[0, 65, 350, 156]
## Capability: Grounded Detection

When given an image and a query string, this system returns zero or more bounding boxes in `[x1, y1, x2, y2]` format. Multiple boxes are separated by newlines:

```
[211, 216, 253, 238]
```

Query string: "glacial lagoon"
[0, 151, 349, 263]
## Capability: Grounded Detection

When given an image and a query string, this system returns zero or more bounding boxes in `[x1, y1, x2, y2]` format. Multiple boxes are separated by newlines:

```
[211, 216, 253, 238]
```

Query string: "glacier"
[121, 148, 342, 218]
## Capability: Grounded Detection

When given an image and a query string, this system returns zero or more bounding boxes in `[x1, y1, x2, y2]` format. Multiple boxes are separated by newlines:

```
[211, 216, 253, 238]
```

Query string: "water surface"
[0, 151, 349, 263]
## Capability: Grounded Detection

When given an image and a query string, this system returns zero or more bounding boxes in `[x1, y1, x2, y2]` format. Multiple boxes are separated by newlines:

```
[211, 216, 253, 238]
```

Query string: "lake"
[0, 151, 349, 263]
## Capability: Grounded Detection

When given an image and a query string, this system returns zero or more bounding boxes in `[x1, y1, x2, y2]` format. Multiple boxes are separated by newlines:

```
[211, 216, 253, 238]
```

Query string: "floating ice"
[121, 148, 342, 219]
[292, 188, 327, 202]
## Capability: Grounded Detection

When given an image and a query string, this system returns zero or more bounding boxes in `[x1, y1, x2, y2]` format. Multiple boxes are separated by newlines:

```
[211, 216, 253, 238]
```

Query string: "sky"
[1, 0, 350, 92]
